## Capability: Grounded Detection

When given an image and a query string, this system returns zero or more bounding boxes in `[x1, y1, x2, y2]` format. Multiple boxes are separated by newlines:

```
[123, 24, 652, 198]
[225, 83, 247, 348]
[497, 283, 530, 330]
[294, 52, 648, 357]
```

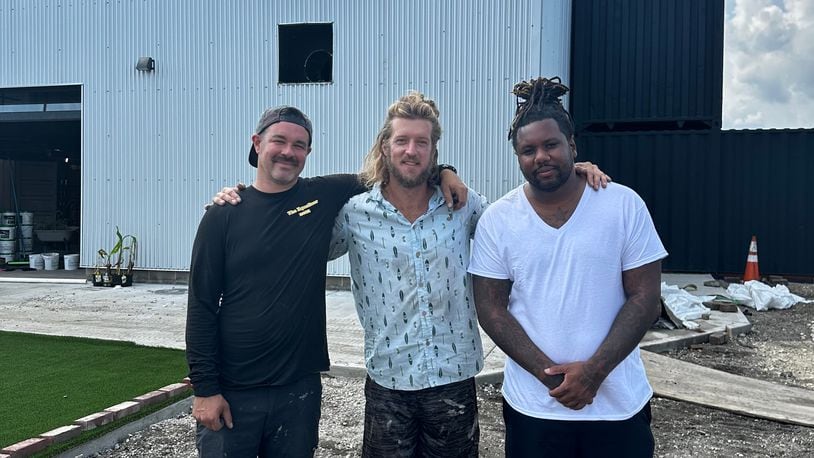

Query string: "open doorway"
[0, 85, 81, 267]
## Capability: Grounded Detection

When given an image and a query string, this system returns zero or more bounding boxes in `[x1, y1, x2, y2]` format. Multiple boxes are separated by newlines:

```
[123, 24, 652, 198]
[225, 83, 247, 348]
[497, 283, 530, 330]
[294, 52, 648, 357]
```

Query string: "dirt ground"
[650, 282, 814, 458]
[93, 283, 814, 458]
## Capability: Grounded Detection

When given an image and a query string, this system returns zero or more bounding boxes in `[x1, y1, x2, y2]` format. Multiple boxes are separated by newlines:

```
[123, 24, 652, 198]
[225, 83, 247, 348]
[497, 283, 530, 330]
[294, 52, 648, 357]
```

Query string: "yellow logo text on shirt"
[287, 200, 319, 217]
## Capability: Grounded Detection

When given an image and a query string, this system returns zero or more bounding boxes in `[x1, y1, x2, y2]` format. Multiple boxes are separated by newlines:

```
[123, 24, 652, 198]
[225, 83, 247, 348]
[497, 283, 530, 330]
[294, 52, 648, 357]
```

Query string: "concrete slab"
[662, 272, 729, 297]
[0, 282, 188, 349]
[0, 268, 87, 281]
[641, 308, 752, 352]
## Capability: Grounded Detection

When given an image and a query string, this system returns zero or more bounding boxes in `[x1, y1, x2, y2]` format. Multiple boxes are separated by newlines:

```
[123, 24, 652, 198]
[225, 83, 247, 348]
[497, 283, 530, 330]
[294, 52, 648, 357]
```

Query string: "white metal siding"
[0, 0, 571, 274]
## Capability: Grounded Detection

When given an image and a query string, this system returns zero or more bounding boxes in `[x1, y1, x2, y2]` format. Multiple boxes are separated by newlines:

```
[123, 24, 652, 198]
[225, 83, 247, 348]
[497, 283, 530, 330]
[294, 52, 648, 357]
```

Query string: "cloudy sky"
[723, 0, 814, 129]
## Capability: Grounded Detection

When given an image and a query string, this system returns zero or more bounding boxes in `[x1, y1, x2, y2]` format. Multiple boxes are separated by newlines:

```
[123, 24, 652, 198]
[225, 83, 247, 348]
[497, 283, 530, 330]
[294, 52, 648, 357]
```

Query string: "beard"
[385, 155, 433, 188]
[525, 161, 574, 193]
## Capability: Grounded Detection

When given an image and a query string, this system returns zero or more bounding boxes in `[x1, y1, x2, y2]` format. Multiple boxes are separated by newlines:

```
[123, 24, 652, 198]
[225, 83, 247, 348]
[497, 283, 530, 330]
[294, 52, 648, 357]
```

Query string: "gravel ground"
[87, 283, 814, 457]
[665, 282, 814, 391]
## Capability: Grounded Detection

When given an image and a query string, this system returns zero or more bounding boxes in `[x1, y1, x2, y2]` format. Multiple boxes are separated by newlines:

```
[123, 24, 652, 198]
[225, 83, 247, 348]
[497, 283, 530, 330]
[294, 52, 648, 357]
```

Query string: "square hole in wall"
[278, 23, 333, 84]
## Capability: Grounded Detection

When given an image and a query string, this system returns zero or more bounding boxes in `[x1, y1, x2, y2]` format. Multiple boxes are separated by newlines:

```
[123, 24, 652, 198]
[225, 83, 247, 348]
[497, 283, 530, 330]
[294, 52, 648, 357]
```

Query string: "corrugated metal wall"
[571, 0, 724, 130]
[570, 0, 813, 276]
[577, 129, 814, 276]
[718, 130, 814, 276]
[0, 0, 573, 273]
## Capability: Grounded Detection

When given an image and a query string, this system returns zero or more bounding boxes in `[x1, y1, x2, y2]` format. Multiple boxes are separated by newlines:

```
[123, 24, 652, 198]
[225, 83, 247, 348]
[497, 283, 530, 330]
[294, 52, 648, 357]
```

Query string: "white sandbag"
[726, 280, 812, 311]
[661, 282, 713, 322]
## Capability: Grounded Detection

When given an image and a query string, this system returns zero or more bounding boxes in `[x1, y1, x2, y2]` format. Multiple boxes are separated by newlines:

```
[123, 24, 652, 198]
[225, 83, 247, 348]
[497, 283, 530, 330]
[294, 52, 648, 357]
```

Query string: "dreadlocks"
[508, 77, 575, 147]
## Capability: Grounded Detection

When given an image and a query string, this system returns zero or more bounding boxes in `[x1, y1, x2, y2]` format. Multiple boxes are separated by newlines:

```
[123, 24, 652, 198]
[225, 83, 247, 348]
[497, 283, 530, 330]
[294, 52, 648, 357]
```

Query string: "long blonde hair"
[360, 91, 442, 187]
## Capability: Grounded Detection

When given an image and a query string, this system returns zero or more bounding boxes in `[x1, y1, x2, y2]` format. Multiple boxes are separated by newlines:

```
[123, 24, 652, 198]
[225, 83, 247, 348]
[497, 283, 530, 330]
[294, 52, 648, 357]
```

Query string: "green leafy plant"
[94, 227, 138, 284]
[96, 248, 111, 275]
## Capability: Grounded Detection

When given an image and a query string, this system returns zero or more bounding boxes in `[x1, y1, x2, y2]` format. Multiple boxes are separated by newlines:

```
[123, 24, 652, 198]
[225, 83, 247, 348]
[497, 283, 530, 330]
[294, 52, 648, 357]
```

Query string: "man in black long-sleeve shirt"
[188, 174, 364, 396]
[187, 107, 367, 456]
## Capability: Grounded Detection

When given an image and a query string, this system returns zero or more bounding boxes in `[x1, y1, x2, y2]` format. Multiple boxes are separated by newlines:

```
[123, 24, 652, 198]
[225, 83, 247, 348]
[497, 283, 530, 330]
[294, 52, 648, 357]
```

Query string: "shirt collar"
[369, 183, 447, 213]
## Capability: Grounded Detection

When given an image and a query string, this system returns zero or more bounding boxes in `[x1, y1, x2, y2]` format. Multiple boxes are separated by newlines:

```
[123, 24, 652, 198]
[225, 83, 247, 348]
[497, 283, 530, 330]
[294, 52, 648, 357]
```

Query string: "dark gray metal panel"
[577, 129, 814, 276]
[577, 131, 721, 273]
[718, 130, 814, 277]
[571, 0, 724, 130]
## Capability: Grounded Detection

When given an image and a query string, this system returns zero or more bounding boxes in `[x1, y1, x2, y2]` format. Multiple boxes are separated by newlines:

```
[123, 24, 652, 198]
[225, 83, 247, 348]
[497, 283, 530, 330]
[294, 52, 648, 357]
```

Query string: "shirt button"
[415, 252, 421, 258]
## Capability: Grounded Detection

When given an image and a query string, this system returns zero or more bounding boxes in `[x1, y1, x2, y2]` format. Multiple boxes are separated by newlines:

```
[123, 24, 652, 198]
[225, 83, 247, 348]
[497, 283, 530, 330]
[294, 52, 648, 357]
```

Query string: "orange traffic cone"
[743, 236, 760, 282]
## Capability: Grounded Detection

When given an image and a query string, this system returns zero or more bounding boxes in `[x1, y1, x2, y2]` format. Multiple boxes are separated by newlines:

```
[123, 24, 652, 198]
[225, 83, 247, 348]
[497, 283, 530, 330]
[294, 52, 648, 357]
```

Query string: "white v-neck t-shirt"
[468, 182, 667, 420]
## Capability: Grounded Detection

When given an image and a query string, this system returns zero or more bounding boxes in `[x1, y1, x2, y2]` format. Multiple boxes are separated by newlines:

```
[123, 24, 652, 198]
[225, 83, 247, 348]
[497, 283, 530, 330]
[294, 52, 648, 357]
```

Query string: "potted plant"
[93, 227, 138, 287]
[93, 249, 110, 286]
[119, 232, 138, 287]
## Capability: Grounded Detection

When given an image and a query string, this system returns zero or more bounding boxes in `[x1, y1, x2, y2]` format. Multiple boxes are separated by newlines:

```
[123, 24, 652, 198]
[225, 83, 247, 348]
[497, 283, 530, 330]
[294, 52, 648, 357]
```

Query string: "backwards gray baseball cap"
[248, 106, 313, 167]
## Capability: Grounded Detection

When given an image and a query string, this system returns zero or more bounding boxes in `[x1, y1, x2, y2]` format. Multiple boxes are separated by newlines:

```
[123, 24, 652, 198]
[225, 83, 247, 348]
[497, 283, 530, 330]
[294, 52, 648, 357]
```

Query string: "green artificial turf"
[0, 331, 188, 448]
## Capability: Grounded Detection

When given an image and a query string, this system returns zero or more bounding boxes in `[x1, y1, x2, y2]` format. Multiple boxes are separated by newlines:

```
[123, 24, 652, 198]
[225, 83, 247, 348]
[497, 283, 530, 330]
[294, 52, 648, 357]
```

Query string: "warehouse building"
[0, 0, 572, 280]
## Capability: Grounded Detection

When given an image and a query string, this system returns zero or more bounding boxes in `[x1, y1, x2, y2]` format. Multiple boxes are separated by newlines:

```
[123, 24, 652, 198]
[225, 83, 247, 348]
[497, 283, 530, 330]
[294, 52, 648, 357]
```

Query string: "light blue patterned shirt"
[330, 184, 488, 390]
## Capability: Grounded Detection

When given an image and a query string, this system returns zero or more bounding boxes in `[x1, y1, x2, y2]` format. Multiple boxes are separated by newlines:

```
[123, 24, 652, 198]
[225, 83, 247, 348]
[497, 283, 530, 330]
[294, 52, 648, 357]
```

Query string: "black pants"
[363, 376, 479, 457]
[196, 373, 322, 458]
[503, 398, 654, 458]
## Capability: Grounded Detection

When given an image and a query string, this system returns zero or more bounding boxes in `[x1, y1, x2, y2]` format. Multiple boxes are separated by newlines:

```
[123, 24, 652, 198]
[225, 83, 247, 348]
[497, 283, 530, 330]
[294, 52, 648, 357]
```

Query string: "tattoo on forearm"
[590, 261, 662, 378]
[473, 276, 563, 390]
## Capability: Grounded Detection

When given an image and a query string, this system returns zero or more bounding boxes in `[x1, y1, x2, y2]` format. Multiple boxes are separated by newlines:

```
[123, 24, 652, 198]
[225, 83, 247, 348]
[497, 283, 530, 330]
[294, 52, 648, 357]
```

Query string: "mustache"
[272, 156, 299, 166]
[534, 165, 556, 174]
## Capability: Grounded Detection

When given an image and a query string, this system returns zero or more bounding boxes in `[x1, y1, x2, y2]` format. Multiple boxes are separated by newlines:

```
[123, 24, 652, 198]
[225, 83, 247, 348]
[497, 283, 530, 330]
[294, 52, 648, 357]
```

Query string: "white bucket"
[42, 252, 60, 270]
[0, 240, 17, 252]
[0, 226, 15, 241]
[20, 212, 33, 225]
[20, 225, 33, 239]
[64, 254, 79, 270]
[29, 253, 44, 270]
[1, 212, 15, 226]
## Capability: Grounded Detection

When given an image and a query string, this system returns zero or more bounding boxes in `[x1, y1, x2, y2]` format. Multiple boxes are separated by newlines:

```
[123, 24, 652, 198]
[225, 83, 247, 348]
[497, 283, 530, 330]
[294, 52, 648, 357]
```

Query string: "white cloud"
[723, 0, 814, 129]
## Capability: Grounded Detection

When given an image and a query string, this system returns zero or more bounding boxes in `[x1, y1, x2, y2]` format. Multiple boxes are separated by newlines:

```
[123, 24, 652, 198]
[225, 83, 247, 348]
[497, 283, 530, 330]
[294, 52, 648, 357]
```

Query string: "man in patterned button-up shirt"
[329, 92, 486, 456]
[332, 183, 487, 390]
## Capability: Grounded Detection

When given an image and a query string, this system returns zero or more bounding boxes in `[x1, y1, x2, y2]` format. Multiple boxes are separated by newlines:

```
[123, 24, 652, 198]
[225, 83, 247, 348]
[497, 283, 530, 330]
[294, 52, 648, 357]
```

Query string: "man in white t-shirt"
[468, 77, 667, 457]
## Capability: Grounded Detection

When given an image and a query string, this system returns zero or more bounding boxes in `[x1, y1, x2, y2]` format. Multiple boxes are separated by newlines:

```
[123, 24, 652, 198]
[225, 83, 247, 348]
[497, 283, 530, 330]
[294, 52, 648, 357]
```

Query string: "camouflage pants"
[362, 376, 479, 457]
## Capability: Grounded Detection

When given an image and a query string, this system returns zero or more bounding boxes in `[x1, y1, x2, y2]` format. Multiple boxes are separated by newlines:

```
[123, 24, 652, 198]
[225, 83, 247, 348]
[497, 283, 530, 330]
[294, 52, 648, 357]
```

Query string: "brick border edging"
[0, 381, 191, 457]
[1, 370, 502, 457]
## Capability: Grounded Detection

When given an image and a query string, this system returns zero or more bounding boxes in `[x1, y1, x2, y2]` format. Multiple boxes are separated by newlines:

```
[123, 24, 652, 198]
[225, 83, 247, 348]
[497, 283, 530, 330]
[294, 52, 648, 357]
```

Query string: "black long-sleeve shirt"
[186, 175, 365, 396]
